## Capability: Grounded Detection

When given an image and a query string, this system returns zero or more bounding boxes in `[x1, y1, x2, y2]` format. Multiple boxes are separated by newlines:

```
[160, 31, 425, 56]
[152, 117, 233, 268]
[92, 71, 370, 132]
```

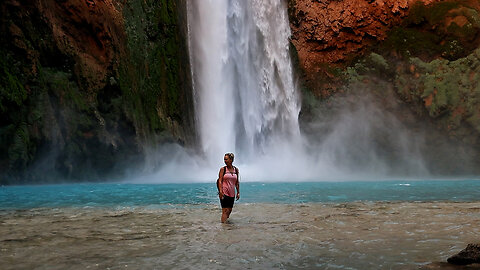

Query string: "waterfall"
[187, 0, 301, 169]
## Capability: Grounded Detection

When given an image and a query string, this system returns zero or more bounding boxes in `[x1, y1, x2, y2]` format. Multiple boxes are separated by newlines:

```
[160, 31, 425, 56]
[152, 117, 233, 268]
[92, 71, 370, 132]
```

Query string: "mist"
[134, 85, 432, 183]
[302, 85, 430, 180]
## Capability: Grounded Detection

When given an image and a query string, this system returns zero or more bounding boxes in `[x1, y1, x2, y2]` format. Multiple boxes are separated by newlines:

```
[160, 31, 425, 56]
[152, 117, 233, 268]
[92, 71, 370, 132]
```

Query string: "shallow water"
[2, 202, 480, 269]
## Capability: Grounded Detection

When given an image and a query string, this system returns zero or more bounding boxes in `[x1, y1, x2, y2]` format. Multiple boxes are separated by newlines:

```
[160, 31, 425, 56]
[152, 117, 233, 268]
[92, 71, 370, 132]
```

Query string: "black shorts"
[220, 195, 235, 208]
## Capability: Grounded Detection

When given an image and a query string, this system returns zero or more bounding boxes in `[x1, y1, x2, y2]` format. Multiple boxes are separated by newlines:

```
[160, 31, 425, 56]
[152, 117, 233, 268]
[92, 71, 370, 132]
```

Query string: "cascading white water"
[187, 0, 302, 170]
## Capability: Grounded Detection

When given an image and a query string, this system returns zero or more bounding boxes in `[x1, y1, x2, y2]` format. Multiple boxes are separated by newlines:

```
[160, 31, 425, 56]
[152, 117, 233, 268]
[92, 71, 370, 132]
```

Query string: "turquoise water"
[1, 180, 479, 209]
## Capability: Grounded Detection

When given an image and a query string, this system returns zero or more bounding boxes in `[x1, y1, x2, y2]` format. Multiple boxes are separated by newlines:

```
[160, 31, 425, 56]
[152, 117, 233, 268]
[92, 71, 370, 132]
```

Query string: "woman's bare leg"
[221, 208, 232, 223]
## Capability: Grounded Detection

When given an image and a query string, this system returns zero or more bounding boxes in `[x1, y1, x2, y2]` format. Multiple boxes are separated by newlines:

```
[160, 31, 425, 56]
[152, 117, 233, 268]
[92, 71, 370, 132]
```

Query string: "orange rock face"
[37, 0, 126, 92]
[289, 0, 438, 74]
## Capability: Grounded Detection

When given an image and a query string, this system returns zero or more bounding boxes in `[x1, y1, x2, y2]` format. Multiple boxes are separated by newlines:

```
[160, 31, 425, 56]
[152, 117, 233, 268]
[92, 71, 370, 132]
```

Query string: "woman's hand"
[219, 192, 224, 200]
[236, 193, 240, 200]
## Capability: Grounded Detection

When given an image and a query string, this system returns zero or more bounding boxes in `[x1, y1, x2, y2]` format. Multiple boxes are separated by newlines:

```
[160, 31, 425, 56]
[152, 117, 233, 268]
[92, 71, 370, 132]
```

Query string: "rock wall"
[290, 0, 480, 175]
[289, 0, 480, 93]
[0, 0, 194, 184]
[289, 0, 421, 65]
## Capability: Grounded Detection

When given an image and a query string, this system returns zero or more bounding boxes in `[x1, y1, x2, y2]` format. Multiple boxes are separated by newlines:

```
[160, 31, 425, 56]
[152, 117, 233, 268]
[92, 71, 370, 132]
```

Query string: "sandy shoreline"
[1, 202, 480, 269]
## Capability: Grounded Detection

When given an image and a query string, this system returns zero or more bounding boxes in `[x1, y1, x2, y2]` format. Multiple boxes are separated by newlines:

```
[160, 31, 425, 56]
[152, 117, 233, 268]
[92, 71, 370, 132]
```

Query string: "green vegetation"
[394, 47, 480, 133]
[39, 68, 88, 111]
[343, 53, 392, 84]
[38, 67, 96, 135]
[0, 53, 31, 177]
[0, 58, 27, 113]
[119, 0, 188, 141]
[380, 1, 480, 61]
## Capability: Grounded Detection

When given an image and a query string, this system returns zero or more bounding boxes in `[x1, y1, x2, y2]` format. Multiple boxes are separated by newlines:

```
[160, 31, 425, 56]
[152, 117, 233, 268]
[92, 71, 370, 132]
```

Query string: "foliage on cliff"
[292, 0, 480, 175]
[353, 0, 480, 156]
[0, 0, 193, 184]
[119, 0, 194, 145]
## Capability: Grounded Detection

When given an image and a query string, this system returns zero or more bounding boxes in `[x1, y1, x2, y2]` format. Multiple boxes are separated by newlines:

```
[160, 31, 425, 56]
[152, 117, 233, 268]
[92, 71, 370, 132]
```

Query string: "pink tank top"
[222, 166, 238, 197]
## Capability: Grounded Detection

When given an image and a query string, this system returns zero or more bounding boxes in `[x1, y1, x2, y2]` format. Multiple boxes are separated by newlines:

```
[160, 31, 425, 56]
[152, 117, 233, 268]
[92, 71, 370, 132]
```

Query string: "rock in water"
[448, 244, 480, 265]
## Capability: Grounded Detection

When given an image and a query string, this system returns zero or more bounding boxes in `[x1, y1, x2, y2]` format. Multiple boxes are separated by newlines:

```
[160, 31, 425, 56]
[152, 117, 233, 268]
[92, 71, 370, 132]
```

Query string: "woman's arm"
[235, 168, 240, 200]
[218, 167, 224, 199]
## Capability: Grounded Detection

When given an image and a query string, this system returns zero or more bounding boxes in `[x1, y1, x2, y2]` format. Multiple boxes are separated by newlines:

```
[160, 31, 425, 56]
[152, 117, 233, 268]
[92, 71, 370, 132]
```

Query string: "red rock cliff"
[289, 0, 438, 69]
[40, 0, 125, 92]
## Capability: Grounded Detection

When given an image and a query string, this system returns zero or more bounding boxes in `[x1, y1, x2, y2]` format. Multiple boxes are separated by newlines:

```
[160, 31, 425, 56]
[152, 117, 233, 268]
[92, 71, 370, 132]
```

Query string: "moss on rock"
[0, 56, 27, 113]
[393, 46, 480, 141]
[380, 1, 480, 61]
[119, 0, 192, 145]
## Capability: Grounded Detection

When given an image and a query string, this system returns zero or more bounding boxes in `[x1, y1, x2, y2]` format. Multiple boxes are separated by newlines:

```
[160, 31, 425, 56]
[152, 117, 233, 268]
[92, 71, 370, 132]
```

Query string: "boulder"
[448, 244, 480, 265]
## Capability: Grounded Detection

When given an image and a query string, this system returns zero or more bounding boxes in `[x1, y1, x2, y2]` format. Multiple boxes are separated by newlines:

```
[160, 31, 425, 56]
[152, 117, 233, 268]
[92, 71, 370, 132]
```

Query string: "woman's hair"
[225, 152, 234, 162]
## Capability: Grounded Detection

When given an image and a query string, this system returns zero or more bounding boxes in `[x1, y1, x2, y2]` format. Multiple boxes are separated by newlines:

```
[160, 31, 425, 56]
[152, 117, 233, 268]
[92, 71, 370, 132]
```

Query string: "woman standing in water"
[218, 153, 240, 223]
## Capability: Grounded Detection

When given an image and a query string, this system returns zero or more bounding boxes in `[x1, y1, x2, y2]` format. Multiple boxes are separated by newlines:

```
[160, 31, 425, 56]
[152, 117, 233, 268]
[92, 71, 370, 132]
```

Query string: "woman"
[218, 153, 240, 223]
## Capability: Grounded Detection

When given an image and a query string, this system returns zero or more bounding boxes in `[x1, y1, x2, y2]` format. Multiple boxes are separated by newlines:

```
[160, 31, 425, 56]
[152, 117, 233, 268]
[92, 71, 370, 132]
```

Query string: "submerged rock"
[422, 262, 480, 269]
[448, 244, 480, 265]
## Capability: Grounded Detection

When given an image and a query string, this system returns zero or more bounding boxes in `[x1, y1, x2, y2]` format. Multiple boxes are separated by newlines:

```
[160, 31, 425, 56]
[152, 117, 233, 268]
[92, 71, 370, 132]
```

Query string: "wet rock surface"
[448, 244, 480, 266]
